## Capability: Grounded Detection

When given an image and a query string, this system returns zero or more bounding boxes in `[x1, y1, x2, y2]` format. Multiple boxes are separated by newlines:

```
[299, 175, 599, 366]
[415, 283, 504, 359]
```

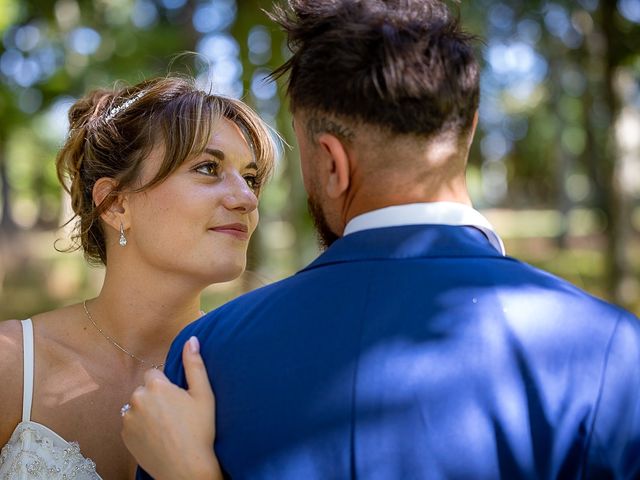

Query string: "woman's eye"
[244, 175, 260, 191]
[195, 162, 219, 176]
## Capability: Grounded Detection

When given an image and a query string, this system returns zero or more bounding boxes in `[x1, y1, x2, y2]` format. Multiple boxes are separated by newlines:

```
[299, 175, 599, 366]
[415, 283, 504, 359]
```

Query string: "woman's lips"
[209, 223, 249, 240]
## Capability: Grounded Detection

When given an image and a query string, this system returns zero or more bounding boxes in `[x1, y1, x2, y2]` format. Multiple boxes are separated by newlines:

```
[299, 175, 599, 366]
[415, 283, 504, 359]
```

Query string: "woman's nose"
[222, 173, 258, 213]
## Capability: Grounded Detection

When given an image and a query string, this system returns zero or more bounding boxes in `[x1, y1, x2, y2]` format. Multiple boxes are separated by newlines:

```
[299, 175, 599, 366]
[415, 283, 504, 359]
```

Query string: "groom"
[133, 0, 640, 478]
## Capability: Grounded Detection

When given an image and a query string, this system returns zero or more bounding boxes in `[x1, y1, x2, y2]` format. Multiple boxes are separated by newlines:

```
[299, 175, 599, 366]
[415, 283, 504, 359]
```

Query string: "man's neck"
[342, 182, 472, 230]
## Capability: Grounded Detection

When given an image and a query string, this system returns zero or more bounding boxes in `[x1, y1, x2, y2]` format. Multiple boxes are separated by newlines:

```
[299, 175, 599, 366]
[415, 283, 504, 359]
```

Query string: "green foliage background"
[0, 0, 639, 318]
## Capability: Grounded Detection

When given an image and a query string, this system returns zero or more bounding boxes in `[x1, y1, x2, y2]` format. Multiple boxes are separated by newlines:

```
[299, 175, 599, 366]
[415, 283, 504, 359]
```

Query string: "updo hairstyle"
[56, 76, 276, 266]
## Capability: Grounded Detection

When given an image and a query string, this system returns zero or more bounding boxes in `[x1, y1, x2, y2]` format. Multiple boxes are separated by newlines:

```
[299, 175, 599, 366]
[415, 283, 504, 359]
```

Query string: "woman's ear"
[316, 133, 351, 199]
[93, 177, 128, 231]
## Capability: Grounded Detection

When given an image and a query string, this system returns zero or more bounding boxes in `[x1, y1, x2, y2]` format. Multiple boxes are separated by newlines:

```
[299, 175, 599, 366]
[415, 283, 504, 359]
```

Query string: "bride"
[0, 76, 275, 479]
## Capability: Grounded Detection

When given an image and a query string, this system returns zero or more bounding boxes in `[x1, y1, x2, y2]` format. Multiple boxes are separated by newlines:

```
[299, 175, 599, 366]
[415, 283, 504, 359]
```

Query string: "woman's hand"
[121, 337, 222, 480]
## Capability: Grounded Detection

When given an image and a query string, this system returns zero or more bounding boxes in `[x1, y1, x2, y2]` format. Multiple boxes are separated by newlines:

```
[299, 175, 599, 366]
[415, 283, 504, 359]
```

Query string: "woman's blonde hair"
[56, 76, 276, 265]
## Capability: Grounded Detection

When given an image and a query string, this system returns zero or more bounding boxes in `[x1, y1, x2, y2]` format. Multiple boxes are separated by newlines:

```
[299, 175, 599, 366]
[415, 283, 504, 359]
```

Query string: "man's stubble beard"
[307, 193, 340, 250]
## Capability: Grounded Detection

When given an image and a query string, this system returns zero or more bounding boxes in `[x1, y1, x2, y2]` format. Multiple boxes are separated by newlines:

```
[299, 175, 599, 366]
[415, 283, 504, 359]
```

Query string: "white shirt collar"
[343, 202, 505, 256]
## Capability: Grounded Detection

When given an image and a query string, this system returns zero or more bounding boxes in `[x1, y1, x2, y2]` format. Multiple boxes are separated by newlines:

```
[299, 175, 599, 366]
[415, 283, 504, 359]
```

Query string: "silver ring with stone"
[120, 403, 131, 417]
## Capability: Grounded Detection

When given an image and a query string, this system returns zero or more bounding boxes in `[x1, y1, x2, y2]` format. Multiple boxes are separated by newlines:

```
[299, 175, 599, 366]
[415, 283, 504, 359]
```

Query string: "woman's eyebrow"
[204, 148, 257, 170]
[204, 148, 225, 160]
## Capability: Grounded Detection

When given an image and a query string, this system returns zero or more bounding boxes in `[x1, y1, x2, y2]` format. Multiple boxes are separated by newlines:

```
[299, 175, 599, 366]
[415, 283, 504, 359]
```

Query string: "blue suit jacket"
[139, 225, 640, 479]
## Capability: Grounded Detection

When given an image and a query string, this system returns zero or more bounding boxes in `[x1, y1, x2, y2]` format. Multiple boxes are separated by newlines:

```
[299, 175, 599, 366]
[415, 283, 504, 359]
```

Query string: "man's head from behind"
[271, 0, 481, 247]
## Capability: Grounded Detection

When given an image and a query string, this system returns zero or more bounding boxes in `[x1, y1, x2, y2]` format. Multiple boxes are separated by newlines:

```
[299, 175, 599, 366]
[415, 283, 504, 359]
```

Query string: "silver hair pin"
[104, 90, 147, 122]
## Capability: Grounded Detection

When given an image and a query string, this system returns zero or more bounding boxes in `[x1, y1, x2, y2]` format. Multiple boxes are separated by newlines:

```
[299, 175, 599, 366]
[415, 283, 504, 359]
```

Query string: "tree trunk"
[599, 0, 631, 306]
[0, 135, 16, 235]
[550, 54, 572, 249]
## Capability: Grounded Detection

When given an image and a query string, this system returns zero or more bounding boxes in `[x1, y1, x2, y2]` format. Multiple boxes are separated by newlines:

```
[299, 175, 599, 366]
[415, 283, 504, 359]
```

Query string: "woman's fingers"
[182, 336, 215, 405]
[120, 337, 221, 480]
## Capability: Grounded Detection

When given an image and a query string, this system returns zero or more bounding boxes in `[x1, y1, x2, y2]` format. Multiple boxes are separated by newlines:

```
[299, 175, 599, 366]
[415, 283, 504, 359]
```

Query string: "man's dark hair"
[270, 0, 481, 138]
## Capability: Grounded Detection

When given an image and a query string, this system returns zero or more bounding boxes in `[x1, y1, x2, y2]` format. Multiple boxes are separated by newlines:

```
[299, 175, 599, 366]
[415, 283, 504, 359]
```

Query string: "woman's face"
[126, 118, 260, 286]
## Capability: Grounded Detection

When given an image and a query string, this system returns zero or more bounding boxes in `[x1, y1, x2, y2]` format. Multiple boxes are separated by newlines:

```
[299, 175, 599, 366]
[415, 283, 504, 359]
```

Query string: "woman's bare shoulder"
[0, 319, 24, 383]
[0, 319, 25, 446]
[0, 306, 83, 446]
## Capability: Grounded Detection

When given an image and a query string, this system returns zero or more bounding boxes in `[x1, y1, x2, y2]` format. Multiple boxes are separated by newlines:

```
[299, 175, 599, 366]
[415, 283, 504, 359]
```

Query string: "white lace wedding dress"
[0, 319, 101, 479]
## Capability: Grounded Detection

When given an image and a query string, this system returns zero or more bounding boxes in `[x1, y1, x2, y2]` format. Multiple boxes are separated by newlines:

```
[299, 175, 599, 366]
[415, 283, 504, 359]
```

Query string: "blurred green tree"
[461, 0, 640, 307]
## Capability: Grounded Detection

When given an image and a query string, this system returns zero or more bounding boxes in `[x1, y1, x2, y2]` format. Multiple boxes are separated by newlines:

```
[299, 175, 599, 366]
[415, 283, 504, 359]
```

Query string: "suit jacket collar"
[300, 224, 507, 273]
[344, 202, 505, 255]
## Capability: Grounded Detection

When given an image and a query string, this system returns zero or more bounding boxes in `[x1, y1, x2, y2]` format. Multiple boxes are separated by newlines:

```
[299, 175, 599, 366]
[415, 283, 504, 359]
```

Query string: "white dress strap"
[20, 318, 34, 422]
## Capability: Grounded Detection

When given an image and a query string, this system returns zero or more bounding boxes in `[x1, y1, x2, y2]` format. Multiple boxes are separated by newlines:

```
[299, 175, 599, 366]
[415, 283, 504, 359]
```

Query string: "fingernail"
[188, 336, 200, 354]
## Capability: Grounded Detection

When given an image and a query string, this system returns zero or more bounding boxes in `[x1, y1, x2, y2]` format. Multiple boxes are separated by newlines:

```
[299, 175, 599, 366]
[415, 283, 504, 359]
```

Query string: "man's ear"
[93, 177, 128, 231]
[316, 133, 351, 199]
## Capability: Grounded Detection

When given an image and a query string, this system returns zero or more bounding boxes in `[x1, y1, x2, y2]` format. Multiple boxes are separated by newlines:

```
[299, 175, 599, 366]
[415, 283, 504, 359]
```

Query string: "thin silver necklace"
[82, 300, 165, 370]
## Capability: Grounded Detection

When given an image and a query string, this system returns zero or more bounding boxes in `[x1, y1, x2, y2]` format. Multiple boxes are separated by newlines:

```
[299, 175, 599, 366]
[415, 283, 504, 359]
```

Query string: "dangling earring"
[119, 223, 127, 247]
